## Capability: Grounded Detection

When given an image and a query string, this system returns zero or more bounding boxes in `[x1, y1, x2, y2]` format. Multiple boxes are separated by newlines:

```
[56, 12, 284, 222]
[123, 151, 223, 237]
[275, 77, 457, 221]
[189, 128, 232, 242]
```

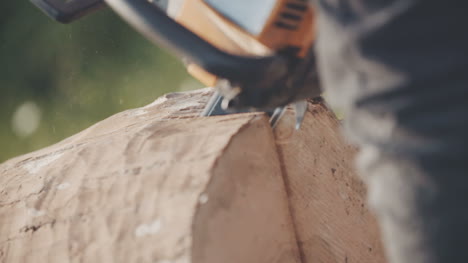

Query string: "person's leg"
[314, 0, 468, 262]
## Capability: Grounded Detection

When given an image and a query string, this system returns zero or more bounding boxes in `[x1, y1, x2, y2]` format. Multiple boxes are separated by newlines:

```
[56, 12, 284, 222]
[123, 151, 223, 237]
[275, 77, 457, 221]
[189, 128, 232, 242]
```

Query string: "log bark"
[0, 88, 384, 263]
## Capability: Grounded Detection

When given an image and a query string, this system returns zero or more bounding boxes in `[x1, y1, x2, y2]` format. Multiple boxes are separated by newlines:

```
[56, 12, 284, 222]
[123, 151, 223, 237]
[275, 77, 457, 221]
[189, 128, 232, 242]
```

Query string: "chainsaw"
[30, 0, 321, 129]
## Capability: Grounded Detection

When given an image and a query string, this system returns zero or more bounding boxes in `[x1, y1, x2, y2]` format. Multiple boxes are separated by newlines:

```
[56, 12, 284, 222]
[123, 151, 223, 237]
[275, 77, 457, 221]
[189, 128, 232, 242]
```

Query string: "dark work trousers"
[314, 0, 468, 262]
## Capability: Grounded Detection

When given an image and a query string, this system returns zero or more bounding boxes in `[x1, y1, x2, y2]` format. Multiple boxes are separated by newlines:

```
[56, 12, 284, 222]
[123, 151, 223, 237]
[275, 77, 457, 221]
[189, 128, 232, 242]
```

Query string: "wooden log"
[0, 89, 300, 263]
[0, 88, 384, 263]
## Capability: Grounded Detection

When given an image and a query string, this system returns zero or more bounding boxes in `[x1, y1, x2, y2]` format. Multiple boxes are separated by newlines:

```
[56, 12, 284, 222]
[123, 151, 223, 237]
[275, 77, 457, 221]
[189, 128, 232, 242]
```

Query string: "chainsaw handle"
[30, 0, 106, 23]
[104, 0, 288, 83]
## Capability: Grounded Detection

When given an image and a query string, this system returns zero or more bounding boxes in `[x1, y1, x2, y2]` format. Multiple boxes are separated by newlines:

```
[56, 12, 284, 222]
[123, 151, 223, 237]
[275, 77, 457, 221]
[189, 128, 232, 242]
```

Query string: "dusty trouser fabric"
[314, 0, 468, 262]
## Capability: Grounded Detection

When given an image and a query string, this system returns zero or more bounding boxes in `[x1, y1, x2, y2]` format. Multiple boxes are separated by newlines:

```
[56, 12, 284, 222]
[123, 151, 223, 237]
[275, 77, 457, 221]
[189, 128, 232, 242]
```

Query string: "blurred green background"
[0, 1, 202, 162]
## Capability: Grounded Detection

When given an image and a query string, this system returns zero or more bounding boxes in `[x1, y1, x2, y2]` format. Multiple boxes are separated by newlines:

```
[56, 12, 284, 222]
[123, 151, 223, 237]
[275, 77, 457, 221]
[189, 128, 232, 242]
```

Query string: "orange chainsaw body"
[171, 0, 316, 86]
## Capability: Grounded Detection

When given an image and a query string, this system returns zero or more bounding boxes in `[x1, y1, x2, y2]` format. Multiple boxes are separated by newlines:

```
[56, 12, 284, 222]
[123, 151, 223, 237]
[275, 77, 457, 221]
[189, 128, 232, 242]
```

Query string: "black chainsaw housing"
[30, 0, 105, 23]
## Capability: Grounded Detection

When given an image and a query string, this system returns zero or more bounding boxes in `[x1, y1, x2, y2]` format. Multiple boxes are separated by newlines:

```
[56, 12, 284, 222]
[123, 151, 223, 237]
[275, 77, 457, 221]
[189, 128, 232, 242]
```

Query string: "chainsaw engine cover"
[203, 0, 278, 36]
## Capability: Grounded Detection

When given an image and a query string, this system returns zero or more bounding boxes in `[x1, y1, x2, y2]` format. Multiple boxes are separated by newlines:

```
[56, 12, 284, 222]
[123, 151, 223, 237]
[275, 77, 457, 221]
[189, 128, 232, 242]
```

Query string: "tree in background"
[0, 1, 201, 162]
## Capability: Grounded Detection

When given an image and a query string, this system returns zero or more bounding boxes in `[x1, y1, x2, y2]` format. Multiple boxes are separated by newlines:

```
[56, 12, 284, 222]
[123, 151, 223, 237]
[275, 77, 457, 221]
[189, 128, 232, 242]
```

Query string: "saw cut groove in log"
[0, 88, 384, 263]
[273, 101, 386, 263]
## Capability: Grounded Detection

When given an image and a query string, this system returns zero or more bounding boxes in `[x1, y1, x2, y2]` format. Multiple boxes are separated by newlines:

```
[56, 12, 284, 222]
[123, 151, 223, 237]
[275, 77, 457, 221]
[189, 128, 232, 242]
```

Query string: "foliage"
[0, 1, 201, 162]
